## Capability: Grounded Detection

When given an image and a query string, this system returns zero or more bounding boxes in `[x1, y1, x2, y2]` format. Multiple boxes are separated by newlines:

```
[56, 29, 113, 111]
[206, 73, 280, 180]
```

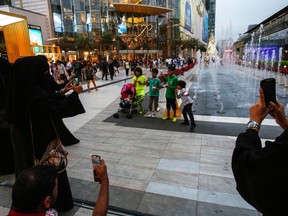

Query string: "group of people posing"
[131, 65, 196, 132]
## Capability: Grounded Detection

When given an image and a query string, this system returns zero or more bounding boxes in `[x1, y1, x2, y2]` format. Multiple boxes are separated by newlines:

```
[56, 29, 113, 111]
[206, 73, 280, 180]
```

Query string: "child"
[120, 94, 133, 108]
[176, 80, 196, 131]
[146, 68, 162, 118]
[160, 65, 178, 122]
[132, 67, 147, 114]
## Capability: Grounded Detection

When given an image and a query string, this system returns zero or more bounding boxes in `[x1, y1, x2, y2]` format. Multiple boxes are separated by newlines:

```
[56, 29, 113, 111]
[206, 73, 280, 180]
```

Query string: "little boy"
[176, 80, 196, 131]
[146, 68, 162, 118]
[161, 65, 178, 122]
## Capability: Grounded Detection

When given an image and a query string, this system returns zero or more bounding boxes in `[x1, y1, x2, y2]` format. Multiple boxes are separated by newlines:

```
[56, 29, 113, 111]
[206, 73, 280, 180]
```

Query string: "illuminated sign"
[28, 24, 43, 46]
[118, 15, 127, 35]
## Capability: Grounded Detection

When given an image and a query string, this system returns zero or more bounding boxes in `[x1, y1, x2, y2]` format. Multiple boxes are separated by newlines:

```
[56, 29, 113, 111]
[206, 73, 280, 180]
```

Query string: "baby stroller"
[113, 83, 136, 119]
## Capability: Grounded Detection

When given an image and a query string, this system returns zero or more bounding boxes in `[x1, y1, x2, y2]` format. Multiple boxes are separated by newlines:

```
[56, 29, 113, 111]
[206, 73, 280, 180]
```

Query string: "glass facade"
[206, 0, 216, 37]
[48, 0, 181, 59]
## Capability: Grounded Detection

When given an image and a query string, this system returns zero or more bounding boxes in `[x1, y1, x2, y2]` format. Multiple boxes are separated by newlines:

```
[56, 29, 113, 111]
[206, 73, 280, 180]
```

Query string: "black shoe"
[181, 122, 189, 125]
[190, 125, 195, 132]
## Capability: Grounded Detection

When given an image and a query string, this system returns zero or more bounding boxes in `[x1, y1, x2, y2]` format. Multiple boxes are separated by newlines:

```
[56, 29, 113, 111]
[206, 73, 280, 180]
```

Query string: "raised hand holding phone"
[91, 155, 101, 182]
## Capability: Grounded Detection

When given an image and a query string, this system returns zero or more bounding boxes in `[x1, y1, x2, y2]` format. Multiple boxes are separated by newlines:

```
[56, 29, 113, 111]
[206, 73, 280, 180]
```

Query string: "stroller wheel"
[127, 113, 132, 119]
[113, 113, 119, 118]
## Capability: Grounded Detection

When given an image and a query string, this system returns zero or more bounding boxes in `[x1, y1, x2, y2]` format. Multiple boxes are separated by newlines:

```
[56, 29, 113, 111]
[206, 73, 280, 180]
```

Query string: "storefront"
[0, 10, 31, 63]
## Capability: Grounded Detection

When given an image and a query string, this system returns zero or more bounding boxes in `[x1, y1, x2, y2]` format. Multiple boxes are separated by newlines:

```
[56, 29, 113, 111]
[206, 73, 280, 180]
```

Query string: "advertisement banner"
[202, 13, 208, 43]
[28, 24, 43, 46]
[180, 0, 193, 32]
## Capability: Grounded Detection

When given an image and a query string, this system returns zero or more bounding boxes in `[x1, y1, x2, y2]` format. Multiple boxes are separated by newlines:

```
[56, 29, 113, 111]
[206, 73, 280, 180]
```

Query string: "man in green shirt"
[161, 65, 178, 122]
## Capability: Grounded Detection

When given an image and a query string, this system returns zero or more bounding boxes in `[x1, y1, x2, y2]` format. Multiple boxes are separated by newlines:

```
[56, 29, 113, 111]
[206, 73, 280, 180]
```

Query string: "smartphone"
[260, 78, 276, 108]
[91, 155, 101, 182]
[73, 77, 79, 86]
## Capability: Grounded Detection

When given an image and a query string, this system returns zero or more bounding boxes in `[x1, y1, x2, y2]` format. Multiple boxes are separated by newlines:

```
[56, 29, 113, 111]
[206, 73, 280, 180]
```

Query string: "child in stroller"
[120, 94, 133, 109]
[113, 82, 137, 118]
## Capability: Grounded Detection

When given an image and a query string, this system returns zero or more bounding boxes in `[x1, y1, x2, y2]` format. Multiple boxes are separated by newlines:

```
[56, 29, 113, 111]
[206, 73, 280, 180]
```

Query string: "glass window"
[62, 0, 72, 13]
[74, 0, 85, 11]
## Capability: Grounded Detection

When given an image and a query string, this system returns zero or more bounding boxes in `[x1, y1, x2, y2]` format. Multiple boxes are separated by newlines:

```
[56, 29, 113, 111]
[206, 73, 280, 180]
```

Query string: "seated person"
[120, 94, 133, 109]
[9, 161, 109, 216]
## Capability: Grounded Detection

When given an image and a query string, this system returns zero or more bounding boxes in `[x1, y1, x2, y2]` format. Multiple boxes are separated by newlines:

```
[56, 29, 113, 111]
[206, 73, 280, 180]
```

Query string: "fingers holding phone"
[91, 155, 108, 184]
[269, 101, 288, 130]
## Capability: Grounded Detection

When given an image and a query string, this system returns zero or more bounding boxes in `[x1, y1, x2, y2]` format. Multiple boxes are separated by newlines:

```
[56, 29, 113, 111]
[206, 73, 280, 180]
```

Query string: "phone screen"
[91, 155, 101, 182]
[260, 78, 276, 108]
[73, 77, 79, 86]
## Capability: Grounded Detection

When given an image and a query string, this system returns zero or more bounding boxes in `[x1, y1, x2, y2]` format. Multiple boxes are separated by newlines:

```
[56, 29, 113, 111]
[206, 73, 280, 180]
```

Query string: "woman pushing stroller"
[132, 67, 147, 114]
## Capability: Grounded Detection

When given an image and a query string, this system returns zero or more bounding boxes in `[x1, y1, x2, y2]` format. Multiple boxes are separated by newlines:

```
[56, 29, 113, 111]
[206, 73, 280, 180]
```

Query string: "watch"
[246, 120, 261, 130]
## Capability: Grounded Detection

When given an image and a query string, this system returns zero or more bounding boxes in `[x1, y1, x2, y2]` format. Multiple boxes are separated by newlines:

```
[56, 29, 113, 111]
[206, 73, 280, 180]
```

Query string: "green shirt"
[132, 75, 147, 96]
[147, 77, 161, 96]
[162, 74, 178, 99]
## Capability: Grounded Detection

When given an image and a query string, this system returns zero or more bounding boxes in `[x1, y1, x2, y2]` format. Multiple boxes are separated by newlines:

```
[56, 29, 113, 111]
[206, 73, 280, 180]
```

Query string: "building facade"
[205, 0, 215, 37]
[10, 0, 209, 60]
[233, 6, 288, 63]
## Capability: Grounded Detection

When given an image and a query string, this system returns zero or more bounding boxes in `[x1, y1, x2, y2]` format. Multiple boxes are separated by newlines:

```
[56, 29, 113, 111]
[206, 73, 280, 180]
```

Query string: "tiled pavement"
[2, 64, 285, 216]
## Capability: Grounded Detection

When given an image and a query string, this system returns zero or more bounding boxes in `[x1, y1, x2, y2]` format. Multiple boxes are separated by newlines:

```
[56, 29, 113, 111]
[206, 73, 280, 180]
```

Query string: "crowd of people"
[2, 52, 287, 216]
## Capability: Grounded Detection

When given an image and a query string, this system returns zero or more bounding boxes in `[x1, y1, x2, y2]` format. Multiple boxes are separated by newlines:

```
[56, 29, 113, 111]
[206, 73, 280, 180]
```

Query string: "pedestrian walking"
[84, 62, 97, 92]
[125, 60, 130, 76]
[108, 59, 115, 80]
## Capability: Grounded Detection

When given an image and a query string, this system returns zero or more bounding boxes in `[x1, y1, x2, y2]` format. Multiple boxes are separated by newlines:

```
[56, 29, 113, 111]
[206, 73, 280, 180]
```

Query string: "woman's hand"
[249, 88, 269, 124]
[94, 160, 109, 184]
[269, 100, 288, 130]
[73, 84, 83, 94]
[62, 80, 74, 94]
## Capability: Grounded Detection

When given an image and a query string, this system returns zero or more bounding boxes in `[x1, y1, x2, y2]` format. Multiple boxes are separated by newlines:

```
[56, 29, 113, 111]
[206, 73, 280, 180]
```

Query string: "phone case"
[91, 155, 101, 182]
[260, 78, 276, 107]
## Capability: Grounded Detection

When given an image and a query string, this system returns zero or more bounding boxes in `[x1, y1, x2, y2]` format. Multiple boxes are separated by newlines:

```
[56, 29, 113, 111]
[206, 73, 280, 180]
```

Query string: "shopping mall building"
[6, 0, 211, 61]
[233, 6, 288, 63]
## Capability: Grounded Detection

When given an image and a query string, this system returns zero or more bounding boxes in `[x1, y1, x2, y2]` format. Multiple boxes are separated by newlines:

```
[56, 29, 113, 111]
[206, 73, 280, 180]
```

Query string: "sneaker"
[156, 107, 160, 112]
[147, 113, 152, 117]
[151, 112, 156, 118]
[172, 117, 177, 123]
[181, 122, 189, 125]
[162, 116, 169, 120]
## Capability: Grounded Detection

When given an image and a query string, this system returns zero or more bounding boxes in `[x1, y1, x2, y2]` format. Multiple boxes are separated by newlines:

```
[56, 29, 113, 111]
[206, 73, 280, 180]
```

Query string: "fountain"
[255, 24, 264, 77]
[285, 103, 288, 116]
[216, 102, 225, 114]
[278, 47, 284, 84]
[264, 50, 269, 78]
[271, 49, 276, 78]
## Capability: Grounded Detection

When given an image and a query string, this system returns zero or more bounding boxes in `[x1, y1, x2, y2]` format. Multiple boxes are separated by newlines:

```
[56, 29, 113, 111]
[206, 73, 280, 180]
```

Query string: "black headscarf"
[6, 56, 52, 127]
[0, 57, 11, 109]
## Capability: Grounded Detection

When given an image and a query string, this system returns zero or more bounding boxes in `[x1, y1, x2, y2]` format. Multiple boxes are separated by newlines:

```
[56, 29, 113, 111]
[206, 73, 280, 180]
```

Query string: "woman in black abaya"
[0, 57, 14, 175]
[6, 56, 85, 212]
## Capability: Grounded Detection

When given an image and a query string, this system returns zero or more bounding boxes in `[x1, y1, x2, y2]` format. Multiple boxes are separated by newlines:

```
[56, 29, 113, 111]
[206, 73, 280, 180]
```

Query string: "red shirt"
[8, 210, 45, 216]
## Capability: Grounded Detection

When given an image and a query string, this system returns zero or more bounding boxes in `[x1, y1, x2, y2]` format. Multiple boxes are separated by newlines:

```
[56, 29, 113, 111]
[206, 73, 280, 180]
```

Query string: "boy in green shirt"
[161, 65, 178, 122]
[146, 68, 162, 117]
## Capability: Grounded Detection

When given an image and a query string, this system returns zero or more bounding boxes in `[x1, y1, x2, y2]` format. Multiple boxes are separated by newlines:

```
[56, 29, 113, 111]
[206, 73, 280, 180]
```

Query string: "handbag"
[30, 117, 68, 173]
